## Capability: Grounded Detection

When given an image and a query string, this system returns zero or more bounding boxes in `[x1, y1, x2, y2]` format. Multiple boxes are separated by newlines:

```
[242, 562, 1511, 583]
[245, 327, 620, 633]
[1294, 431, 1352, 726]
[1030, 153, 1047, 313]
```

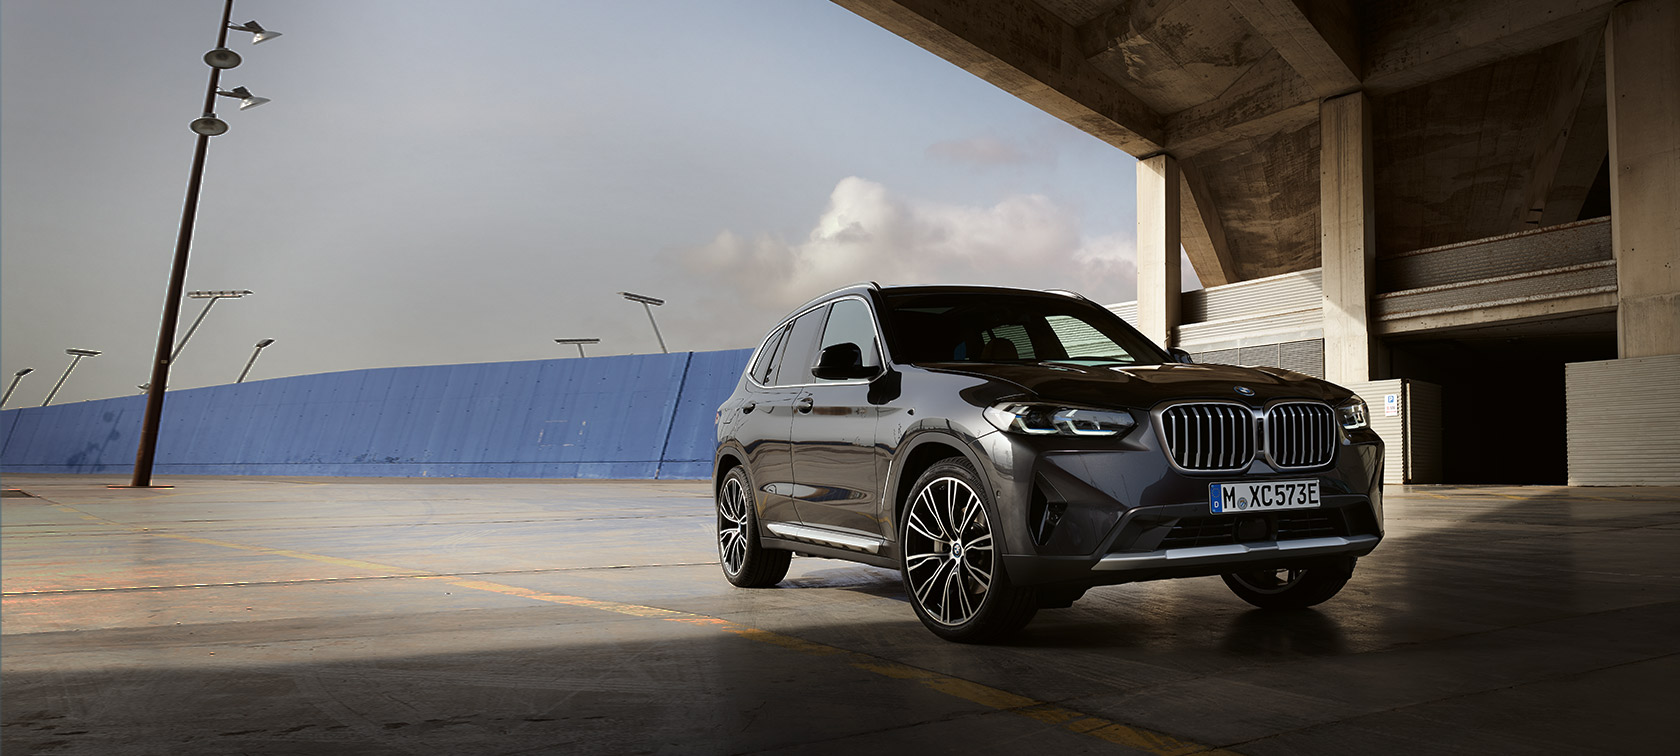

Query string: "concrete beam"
[1163, 51, 1319, 156]
[1542, 44, 1609, 227]
[1178, 157, 1238, 287]
[833, 0, 1165, 155]
[1320, 92, 1376, 384]
[1137, 155, 1182, 347]
[1229, 0, 1360, 97]
[1607, 0, 1680, 358]
[1516, 30, 1602, 228]
[1364, 0, 1617, 94]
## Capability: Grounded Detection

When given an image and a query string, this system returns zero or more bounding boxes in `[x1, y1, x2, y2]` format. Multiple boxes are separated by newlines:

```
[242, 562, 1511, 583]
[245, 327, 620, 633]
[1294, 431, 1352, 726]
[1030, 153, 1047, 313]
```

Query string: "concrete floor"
[2, 475, 1676, 755]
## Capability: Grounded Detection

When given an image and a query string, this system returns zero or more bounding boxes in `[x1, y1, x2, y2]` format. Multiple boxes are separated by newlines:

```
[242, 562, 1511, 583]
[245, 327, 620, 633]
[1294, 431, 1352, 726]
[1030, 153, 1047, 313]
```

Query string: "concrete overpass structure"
[836, 0, 1679, 485]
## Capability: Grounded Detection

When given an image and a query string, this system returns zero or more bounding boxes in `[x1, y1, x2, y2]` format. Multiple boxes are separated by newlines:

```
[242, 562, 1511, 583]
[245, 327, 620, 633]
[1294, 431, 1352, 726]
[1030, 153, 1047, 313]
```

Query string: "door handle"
[742, 401, 757, 414]
[796, 396, 814, 413]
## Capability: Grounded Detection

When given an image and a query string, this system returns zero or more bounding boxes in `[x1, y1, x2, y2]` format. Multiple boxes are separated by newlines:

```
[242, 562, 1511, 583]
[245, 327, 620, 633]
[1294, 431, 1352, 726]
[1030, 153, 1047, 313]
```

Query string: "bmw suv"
[713, 283, 1383, 642]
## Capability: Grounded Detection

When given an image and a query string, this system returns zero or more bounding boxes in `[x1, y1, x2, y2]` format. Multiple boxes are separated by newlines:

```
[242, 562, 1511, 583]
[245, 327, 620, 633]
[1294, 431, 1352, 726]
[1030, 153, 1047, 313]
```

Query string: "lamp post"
[618, 292, 667, 354]
[130, 0, 280, 488]
[554, 338, 601, 358]
[2, 368, 34, 408]
[43, 350, 100, 407]
[237, 338, 275, 383]
[175, 290, 253, 361]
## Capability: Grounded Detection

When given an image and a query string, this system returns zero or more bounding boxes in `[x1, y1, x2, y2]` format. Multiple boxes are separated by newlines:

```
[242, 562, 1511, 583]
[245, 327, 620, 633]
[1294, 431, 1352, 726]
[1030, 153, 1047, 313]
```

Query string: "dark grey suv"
[714, 283, 1383, 642]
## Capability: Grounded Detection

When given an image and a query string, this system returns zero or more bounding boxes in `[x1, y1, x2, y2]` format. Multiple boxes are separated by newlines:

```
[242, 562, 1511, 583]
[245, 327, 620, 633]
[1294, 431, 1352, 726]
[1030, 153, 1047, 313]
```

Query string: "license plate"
[1210, 480, 1320, 514]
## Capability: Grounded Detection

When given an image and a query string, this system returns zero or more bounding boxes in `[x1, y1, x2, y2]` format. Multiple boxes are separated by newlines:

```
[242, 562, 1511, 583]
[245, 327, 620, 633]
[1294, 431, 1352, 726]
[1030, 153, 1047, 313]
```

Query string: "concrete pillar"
[1320, 92, 1376, 384]
[1607, 0, 1680, 358]
[1136, 154, 1181, 347]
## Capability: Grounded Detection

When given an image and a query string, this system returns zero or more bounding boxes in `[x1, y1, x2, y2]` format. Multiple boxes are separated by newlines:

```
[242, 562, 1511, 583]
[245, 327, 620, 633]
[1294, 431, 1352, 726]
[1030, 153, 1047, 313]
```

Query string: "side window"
[750, 325, 789, 385]
[774, 305, 830, 385]
[816, 298, 882, 371]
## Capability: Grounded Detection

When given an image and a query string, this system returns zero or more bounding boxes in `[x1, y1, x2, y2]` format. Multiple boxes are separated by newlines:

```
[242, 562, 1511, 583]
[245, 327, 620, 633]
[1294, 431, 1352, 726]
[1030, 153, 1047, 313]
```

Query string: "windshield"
[878, 290, 1168, 366]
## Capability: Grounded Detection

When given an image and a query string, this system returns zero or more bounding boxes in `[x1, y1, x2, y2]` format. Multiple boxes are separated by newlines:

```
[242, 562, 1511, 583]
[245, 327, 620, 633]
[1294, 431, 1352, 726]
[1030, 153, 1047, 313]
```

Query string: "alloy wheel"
[717, 476, 750, 575]
[903, 475, 996, 626]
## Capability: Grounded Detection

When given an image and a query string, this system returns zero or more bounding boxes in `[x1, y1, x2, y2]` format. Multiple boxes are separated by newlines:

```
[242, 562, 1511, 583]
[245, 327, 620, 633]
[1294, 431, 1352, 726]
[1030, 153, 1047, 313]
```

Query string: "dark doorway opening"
[1389, 322, 1616, 484]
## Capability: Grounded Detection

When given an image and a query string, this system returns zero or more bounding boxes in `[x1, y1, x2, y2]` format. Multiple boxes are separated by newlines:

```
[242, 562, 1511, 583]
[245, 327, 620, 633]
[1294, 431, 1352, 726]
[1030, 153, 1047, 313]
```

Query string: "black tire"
[716, 466, 791, 588]
[899, 458, 1037, 643]
[1221, 558, 1355, 609]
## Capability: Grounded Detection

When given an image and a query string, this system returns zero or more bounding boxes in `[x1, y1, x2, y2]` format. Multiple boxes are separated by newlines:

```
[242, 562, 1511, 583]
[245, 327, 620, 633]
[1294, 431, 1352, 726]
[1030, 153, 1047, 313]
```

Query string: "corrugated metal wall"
[0, 349, 753, 480]
[1341, 379, 1441, 485]
[1566, 355, 1680, 486]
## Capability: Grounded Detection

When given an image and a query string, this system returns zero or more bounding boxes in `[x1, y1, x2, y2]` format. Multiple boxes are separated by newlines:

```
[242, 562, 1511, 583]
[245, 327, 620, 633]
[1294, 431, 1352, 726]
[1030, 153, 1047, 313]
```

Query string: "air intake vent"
[1160, 403, 1255, 471]
[1266, 402, 1336, 468]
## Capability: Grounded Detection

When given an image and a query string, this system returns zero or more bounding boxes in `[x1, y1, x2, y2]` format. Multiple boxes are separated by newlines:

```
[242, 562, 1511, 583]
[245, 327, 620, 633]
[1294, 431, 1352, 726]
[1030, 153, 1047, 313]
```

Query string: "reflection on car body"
[713, 283, 1384, 642]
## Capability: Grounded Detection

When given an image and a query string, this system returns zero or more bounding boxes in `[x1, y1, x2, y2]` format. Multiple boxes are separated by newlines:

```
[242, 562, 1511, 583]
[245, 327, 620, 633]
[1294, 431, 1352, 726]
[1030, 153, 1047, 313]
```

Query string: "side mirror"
[1168, 348, 1195, 364]
[812, 342, 880, 380]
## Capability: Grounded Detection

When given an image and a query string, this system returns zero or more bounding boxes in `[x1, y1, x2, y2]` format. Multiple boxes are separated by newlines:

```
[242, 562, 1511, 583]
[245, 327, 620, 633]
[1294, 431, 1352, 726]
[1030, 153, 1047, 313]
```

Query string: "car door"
[790, 296, 887, 538]
[735, 306, 829, 526]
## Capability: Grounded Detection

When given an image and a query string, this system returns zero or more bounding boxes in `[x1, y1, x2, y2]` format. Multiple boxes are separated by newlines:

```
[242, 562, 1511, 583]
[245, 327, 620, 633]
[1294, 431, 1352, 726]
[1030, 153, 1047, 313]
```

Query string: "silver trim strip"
[765, 522, 887, 555]
[746, 293, 895, 390]
[1092, 534, 1379, 571]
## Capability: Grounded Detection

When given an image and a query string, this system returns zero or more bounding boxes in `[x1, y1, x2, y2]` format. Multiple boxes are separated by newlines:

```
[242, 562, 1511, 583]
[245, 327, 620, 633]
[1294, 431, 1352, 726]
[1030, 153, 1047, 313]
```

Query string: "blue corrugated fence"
[0, 349, 753, 479]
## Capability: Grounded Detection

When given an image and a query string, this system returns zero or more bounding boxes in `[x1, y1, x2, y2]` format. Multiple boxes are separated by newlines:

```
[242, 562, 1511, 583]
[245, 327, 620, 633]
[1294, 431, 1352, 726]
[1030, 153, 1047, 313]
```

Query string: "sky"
[1, 0, 1184, 406]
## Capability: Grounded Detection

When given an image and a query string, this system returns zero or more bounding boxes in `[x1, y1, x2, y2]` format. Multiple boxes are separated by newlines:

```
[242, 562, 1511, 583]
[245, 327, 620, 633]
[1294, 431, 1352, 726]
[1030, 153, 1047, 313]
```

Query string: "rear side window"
[750, 325, 789, 385]
[774, 305, 831, 385]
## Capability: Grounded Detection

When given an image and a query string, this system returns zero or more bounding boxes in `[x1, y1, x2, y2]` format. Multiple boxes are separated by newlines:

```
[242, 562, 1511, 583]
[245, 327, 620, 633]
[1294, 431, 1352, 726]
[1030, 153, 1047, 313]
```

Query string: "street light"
[174, 290, 253, 361]
[619, 292, 668, 354]
[554, 338, 601, 358]
[131, 0, 281, 488]
[43, 350, 100, 407]
[2, 368, 33, 408]
[237, 338, 275, 383]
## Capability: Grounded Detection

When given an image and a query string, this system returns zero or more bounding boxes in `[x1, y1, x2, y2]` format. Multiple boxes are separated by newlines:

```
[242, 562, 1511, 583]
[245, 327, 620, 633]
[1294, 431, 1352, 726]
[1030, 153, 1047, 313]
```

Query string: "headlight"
[1336, 397, 1369, 430]
[983, 403, 1136, 437]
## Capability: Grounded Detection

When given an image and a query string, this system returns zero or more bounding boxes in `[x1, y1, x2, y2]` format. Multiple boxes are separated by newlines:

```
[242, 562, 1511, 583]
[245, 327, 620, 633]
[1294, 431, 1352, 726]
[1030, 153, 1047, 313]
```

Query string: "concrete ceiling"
[834, 0, 1618, 284]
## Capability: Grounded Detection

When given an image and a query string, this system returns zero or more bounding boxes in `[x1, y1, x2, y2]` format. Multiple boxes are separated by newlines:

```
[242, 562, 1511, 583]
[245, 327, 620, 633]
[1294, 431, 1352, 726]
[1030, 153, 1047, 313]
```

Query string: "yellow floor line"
[22, 497, 1238, 755]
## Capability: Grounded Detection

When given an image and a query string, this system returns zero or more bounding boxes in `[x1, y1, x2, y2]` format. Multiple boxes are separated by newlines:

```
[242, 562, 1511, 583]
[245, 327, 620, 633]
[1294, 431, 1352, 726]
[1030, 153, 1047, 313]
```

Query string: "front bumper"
[977, 423, 1385, 588]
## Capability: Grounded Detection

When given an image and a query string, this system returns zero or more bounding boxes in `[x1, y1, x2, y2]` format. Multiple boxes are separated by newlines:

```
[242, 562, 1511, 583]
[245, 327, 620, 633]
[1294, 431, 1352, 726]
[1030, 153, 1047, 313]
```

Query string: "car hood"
[920, 361, 1349, 408]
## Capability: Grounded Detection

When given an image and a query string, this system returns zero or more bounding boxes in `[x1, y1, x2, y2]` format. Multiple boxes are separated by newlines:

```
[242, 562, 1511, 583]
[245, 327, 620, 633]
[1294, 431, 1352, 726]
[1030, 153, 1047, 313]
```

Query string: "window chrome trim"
[745, 293, 894, 390]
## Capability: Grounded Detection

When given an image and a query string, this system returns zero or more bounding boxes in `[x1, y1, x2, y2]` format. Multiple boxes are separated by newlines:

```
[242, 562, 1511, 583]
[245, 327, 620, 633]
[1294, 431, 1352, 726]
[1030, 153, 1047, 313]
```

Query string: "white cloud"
[677, 177, 1138, 338]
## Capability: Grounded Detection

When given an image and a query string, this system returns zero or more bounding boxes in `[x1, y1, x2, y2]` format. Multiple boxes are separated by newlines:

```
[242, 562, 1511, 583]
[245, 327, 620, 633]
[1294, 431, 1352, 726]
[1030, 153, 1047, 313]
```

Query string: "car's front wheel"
[900, 458, 1037, 643]
[717, 466, 790, 588]
[1221, 558, 1355, 609]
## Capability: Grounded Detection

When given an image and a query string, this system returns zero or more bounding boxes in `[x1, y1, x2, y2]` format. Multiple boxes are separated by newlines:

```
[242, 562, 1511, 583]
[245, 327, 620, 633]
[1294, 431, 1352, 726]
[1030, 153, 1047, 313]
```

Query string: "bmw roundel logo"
[1234, 386, 1255, 396]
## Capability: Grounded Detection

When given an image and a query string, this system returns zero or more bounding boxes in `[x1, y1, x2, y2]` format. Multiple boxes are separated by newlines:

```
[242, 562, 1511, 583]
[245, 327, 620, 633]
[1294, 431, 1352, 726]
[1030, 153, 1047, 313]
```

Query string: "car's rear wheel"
[900, 458, 1036, 643]
[717, 466, 790, 588]
[1222, 558, 1354, 609]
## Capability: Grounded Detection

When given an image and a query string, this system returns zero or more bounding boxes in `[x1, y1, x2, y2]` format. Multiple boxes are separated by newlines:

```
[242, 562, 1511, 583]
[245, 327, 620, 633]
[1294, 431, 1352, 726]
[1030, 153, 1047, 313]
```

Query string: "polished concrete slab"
[3, 475, 1676, 754]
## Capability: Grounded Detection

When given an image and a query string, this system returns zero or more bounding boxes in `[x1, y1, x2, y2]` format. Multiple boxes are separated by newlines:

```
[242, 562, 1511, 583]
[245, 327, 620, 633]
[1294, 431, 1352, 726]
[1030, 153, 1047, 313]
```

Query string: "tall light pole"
[130, 0, 280, 488]
[2, 368, 34, 408]
[237, 338, 275, 383]
[554, 338, 600, 358]
[619, 292, 667, 354]
[43, 350, 100, 407]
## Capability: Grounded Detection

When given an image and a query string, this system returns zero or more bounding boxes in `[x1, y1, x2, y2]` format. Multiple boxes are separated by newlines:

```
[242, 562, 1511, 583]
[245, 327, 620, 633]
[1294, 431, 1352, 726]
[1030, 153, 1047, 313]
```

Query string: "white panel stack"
[1341, 379, 1442, 485]
[1566, 355, 1680, 486]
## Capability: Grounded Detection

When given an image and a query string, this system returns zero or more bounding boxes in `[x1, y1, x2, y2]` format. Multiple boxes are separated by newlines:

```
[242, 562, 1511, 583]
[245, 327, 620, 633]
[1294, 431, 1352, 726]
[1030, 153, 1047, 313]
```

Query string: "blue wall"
[0, 349, 752, 479]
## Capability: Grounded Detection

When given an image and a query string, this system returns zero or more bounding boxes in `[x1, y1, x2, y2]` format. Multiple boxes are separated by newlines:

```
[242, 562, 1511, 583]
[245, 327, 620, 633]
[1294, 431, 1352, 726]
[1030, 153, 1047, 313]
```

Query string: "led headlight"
[983, 403, 1136, 437]
[1336, 396, 1369, 430]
